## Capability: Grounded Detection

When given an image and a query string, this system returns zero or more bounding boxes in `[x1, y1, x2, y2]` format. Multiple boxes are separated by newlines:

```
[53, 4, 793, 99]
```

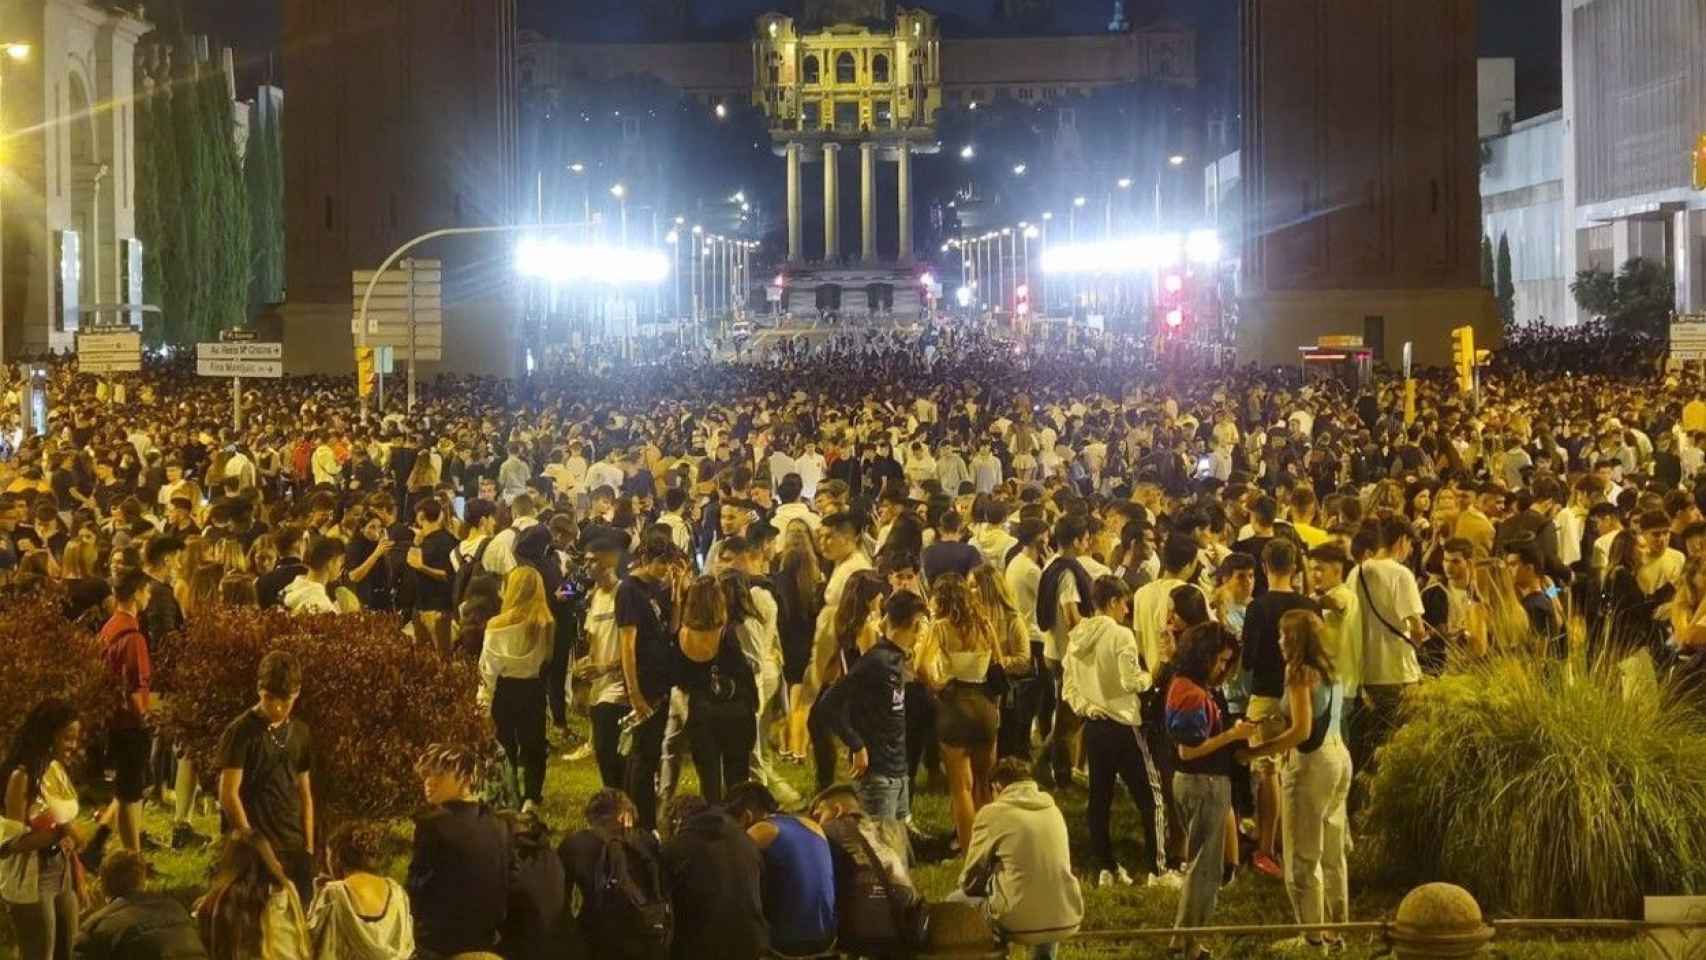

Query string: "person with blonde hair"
[1243, 610, 1351, 953]
[969, 564, 1035, 759]
[195, 832, 310, 960]
[676, 574, 760, 802]
[917, 572, 999, 851]
[479, 567, 554, 811]
[773, 523, 823, 763]
[1467, 557, 1529, 658]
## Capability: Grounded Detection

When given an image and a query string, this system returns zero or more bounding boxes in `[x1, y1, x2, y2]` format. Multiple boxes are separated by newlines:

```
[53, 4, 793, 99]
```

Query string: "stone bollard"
[1388, 882, 1496, 959]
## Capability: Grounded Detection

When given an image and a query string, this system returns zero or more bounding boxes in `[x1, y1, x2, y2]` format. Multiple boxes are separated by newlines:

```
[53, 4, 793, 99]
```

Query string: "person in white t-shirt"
[1349, 516, 1425, 786]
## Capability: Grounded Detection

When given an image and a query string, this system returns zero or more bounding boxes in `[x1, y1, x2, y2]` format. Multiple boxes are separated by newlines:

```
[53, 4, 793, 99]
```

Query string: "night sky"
[186, 0, 1565, 117]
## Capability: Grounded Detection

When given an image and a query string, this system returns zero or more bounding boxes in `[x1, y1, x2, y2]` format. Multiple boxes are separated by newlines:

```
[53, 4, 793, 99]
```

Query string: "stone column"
[823, 142, 841, 261]
[860, 141, 877, 262]
[897, 143, 914, 262]
[786, 142, 802, 263]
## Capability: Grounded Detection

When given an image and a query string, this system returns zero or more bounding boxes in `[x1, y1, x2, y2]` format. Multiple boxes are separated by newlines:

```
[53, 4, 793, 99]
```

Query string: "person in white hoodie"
[479, 567, 555, 812]
[1062, 576, 1178, 889]
[282, 537, 345, 616]
[953, 757, 1083, 960]
[307, 820, 415, 960]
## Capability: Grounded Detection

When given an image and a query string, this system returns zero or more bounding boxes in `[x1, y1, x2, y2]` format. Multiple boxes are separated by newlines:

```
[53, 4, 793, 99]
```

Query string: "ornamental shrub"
[153, 605, 491, 823]
[0, 585, 118, 776]
[1361, 654, 1706, 917]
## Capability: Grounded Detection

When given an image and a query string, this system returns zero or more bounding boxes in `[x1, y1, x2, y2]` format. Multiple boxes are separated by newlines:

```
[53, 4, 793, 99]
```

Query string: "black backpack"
[589, 830, 674, 956]
[453, 535, 500, 608]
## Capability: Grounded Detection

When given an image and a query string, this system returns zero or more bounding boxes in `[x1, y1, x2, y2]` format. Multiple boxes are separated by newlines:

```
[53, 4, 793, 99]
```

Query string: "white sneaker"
[1147, 869, 1185, 891]
[1114, 866, 1136, 886]
[1096, 869, 1117, 888]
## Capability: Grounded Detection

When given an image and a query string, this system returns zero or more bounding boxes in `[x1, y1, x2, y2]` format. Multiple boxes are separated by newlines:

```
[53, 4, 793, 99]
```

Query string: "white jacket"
[282, 576, 338, 616]
[1061, 615, 1150, 727]
[479, 621, 549, 701]
[959, 781, 1083, 940]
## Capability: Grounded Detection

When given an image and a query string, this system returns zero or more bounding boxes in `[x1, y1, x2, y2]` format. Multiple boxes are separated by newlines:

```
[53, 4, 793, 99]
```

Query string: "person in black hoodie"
[256, 527, 308, 609]
[560, 789, 670, 960]
[1036, 515, 1095, 789]
[659, 794, 768, 960]
[818, 590, 923, 822]
[407, 744, 512, 958]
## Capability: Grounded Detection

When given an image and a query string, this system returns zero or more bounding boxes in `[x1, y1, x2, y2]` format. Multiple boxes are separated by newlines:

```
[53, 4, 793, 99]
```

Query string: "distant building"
[278, 0, 519, 375]
[1478, 57, 1516, 139]
[1562, 0, 1706, 321]
[1480, 111, 1567, 327]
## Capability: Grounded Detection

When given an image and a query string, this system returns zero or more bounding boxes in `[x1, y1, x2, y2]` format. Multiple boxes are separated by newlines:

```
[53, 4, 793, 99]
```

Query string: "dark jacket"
[73, 891, 207, 960]
[660, 810, 767, 960]
[817, 639, 907, 777]
[407, 800, 513, 956]
[1036, 556, 1093, 633]
[559, 826, 669, 960]
[256, 558, 308, 609]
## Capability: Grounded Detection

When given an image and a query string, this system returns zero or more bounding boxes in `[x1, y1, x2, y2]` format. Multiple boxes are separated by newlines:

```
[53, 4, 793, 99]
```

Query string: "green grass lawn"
[41, 717, 1645, 960]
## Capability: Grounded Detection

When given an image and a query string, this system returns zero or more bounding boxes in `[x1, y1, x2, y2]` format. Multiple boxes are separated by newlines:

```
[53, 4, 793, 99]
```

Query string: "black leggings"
[905, 681, 938, 784]
[624, 708, 669, 830]
[686, 692, 757, 803]
[492, 676, 547, 804]
[590, 701, 630, 789]
[1083, 716, 1168, 875]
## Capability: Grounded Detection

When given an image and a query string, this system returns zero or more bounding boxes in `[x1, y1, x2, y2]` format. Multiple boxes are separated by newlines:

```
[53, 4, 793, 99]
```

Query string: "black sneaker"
[170, 823, 208, 850]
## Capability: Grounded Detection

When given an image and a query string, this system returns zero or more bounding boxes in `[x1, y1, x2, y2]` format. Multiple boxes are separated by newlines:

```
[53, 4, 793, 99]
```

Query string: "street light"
[715, 103, 728, 119]
[1117, 177, 1133, 189]
[1169, 154, 1186, 167]
[1073, 196, 1086, 207]
[960, 145, 975, 160]
[610, 184, 628, 246]
[1012, 163, 1027, 176]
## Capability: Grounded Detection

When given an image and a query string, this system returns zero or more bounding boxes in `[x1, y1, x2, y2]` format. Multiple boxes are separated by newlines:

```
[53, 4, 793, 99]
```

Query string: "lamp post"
[0, 42, 30, 361]
[1000, 227, 1012, 313]
[691, 225, 703, 327]
[1158, 154, 1186, 230]
[610, 183, 628, 246]
[1109, 177, 1132, 238]
[1039, 211, 1052, 315]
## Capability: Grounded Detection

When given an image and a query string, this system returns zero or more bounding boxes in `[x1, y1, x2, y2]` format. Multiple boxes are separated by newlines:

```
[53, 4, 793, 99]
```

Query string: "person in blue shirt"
[724, 782, 837, 957]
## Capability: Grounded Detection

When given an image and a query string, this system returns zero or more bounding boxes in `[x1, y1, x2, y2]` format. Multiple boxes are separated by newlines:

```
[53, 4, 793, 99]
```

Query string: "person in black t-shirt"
[1239, 538, 1319, 880]
[617, 538, 686, 830]
[216, 651, 315, 905]
[409, 498, 459, 656]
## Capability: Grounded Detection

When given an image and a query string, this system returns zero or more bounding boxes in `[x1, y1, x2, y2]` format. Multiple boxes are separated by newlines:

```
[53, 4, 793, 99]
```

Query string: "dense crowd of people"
[2, 320, 1705, 960]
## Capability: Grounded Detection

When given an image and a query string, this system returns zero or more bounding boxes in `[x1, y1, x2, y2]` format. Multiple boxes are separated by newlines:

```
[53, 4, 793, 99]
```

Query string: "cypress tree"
[1496, 233, 1516, 325]
[1480, 234, 1495, 289]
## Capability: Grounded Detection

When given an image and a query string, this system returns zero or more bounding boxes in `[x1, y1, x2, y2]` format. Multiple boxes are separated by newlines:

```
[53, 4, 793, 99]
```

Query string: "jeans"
[623, 707, 669, 830]
[1038, 662, 1080, 786]
[492, 675, 547, 805]
[1083, 717, 1167, 875]
[589, 701, 630, 789]
[1281, 739, 1353, 929]
[9, 852, 75, 960]
[1171, 772, 1231, 955]
[749, 654, 789, 793]
[658, 688, 692, 803]
[944, 891, 1060, 960]
[685, 691, 757, 803]
[856, 773, 908, 821]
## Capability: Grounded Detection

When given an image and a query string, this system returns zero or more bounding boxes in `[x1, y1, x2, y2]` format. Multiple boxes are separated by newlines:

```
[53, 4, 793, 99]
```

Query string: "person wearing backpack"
[452, 498, 501, 611]
[809, 785, 928, 958]
[560, 789, 671, 960]
[658, 793, 767, 960]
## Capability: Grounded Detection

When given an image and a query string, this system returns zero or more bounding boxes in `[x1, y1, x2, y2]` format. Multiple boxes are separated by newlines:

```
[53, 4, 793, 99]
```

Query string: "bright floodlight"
[4, 43, 29, 62]
[1024, 225, 1040, 239]
[715, 103, 728, 119]
[941, 243, 950, 253]
[1073, 196, 1086, 207]
[1012, 163, 1027, 175]
[1042, 211, 1053, 220]
[568, 162, 585, 173]
[1117, 177, 1133, 189]
[610, 183, 626, 198]
[1185, 229, 1223, 265]
[1169, 154, 1186, 166]
[666, 231, 679, 244]
[514, 238, 669, 286]
[920, 272, 935, 287]
[960, 145, 975, 160]
[955, 286, 973, 307]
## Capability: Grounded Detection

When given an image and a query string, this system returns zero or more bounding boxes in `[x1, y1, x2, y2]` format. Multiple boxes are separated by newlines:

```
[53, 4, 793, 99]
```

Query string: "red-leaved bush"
[0, 584, 119, 778]
[153, 606, 491, 823]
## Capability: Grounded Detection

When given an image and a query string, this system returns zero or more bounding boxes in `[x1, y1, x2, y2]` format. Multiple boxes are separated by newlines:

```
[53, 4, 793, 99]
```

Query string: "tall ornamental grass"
[1361, 653, 1706, 917]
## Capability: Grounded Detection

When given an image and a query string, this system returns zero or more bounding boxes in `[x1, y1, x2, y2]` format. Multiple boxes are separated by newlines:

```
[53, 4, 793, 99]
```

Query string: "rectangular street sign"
[220, 328, 259, 342]
[197, 342, 282, 360]
[78, 330, 142, 374]
[196, 358, 283, 378]
[352, 268, 443, 285]
[77, 331, 141, 352]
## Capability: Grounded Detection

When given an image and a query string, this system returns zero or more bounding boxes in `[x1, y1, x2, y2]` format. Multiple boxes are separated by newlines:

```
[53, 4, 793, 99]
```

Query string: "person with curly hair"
[0, 699, 87, 960]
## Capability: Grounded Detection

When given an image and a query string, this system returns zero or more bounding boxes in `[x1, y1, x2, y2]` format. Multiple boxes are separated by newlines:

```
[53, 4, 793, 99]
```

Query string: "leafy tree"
[1570, 257, 1675, 336]
[245, 93, 284, 318]
[1495, 233, 1515, 324]
[1480, 234, 1494, 289]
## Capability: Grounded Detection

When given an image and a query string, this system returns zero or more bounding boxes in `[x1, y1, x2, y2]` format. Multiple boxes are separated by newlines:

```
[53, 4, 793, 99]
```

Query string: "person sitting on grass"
[306, 820, 414, 959]
[560, 789, 670, 960]
[659, 794, 768, 960]
[809, 784, 926, 956]
[195, 832, 311, 960]
[723, 781, 838, 959]
[73, 849, 206, 960]
[949, 756, 1083, 960]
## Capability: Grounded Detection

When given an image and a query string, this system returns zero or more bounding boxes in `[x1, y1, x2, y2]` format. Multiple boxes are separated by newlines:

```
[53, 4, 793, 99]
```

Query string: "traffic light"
[1451, 325, 1475, 395]
[356, 346, 375, 398]
[1159, 271, 1187, 329]
[1694, 134, 1706, 191]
